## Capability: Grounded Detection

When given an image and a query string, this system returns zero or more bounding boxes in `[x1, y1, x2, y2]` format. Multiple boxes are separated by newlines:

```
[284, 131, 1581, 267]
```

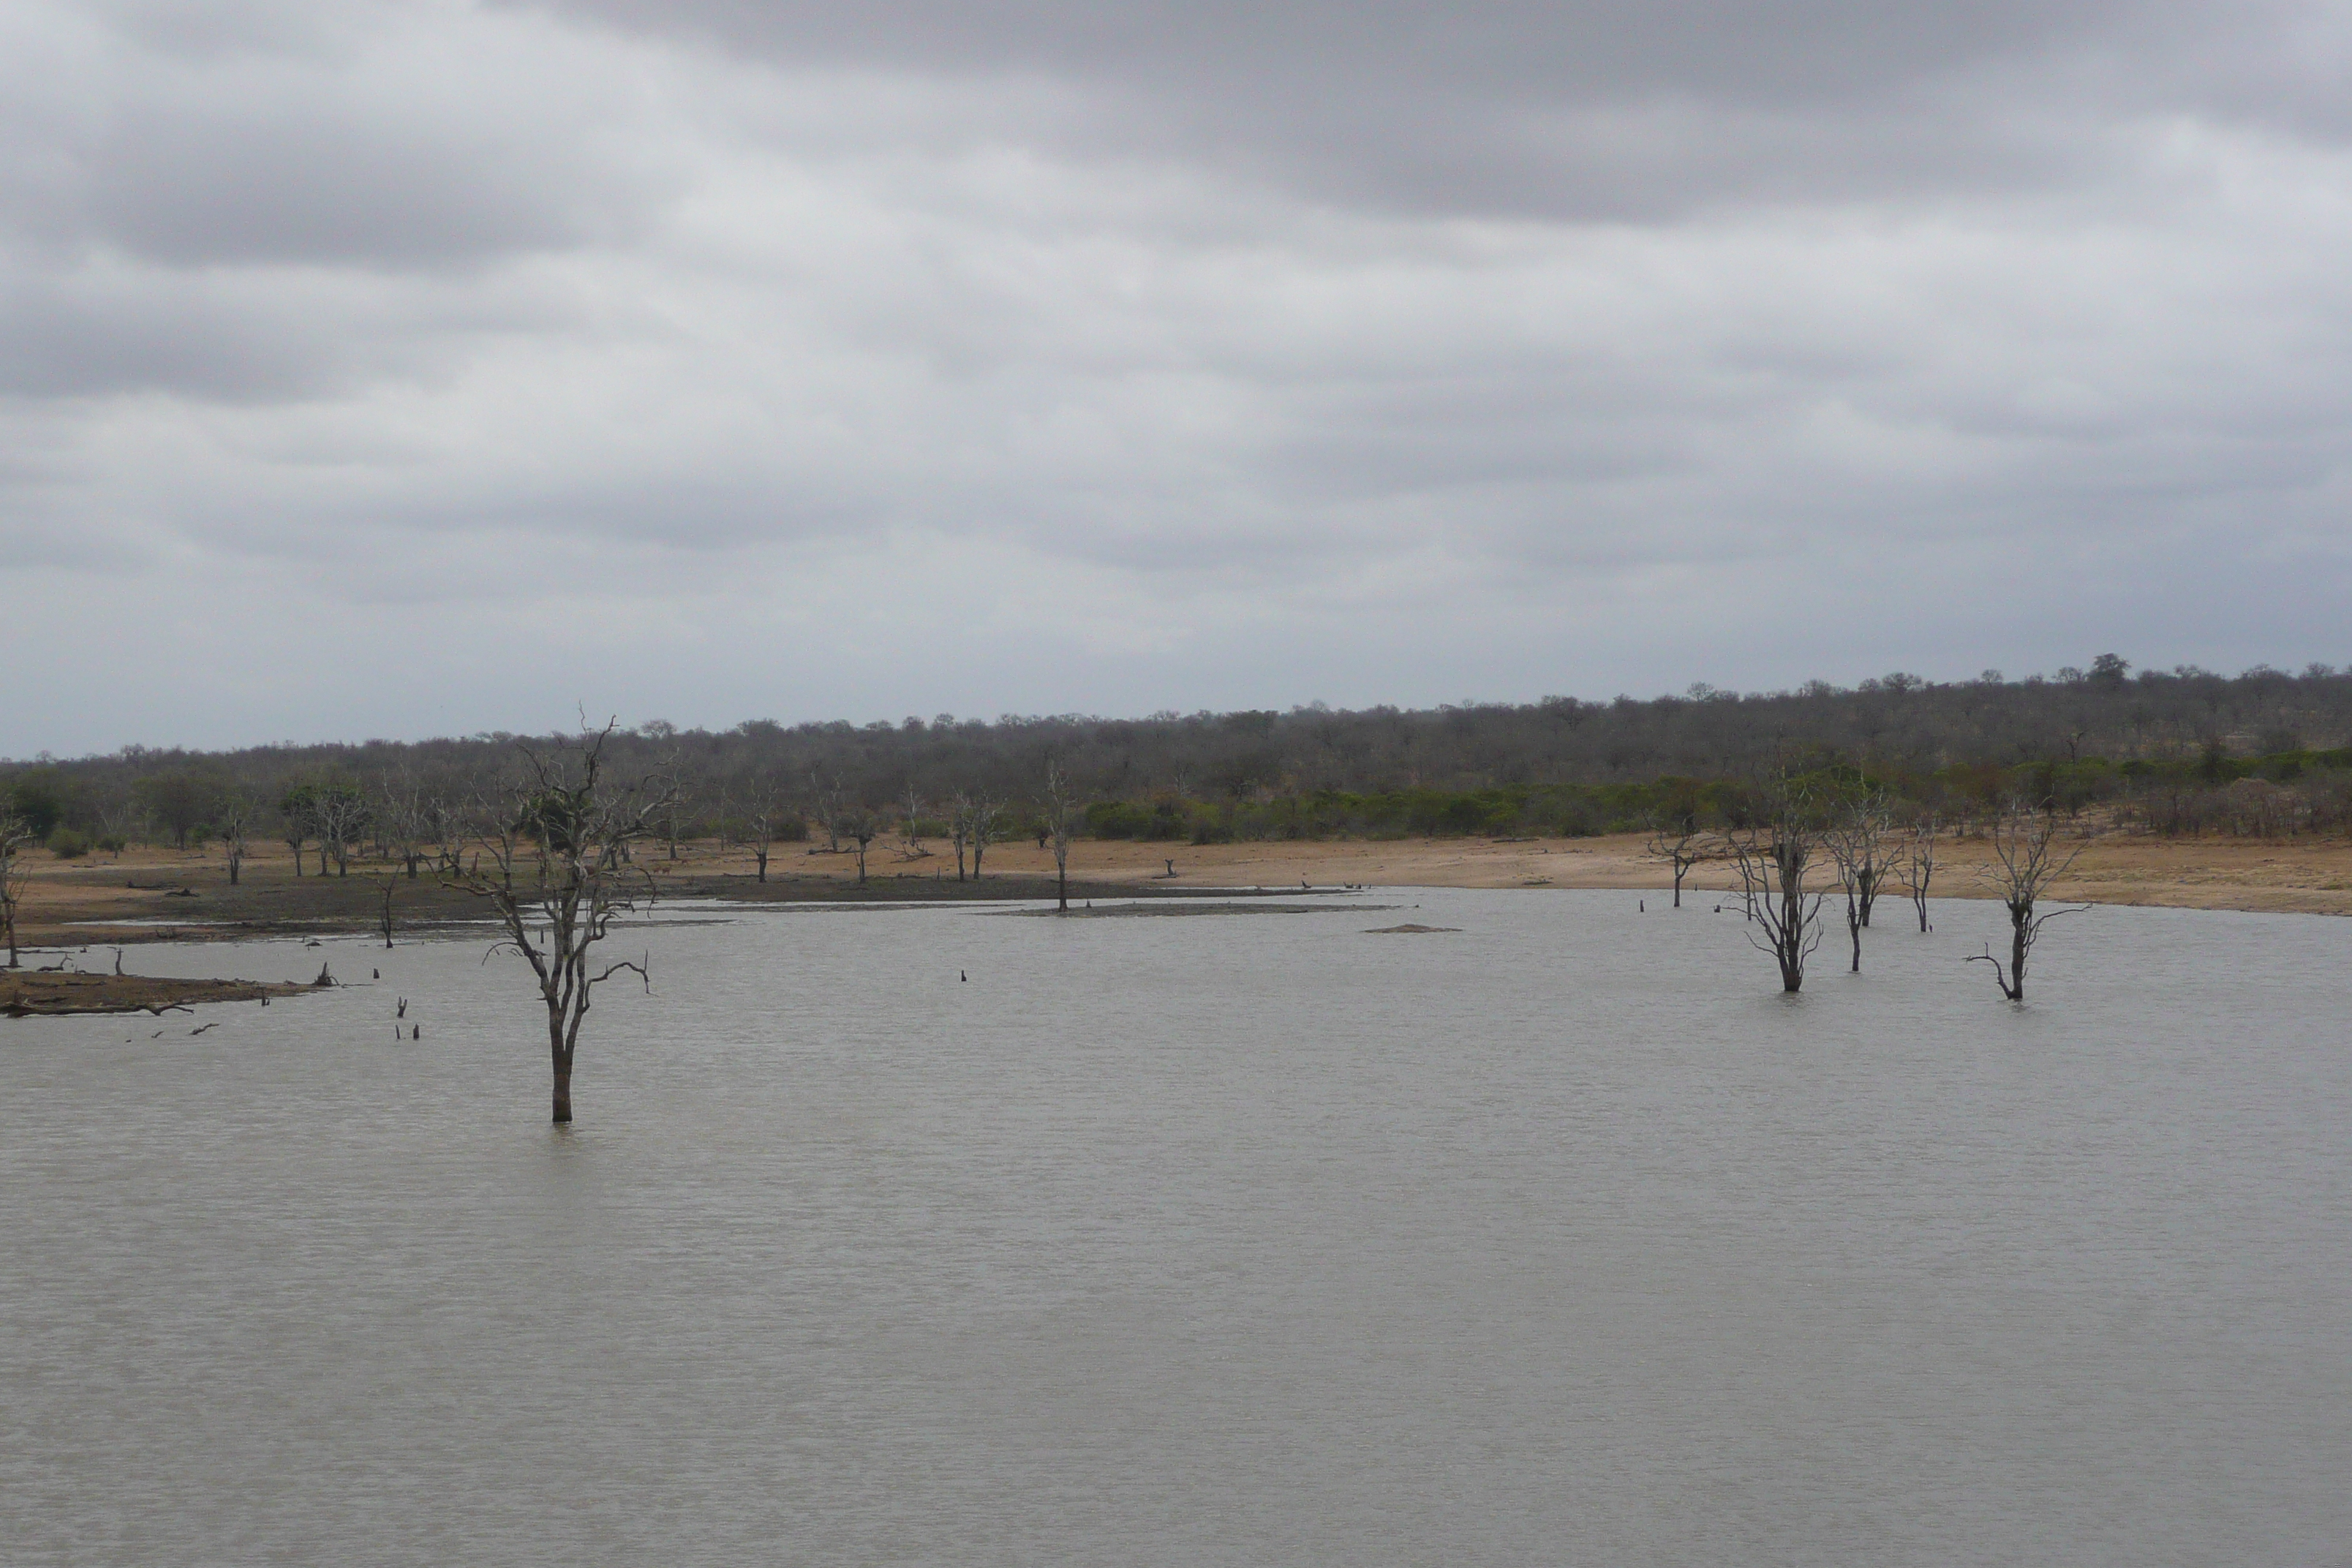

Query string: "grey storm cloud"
[3, 0, 2351, 753]
[535, 0, 2351, 212]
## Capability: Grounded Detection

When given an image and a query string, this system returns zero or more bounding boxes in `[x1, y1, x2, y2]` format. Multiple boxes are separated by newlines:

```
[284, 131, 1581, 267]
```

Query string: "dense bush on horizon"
[9, 657, 2352, 848]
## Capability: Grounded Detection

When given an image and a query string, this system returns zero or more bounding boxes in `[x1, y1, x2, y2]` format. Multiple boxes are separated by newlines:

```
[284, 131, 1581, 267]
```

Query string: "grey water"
[4, 890, 2347, 1567]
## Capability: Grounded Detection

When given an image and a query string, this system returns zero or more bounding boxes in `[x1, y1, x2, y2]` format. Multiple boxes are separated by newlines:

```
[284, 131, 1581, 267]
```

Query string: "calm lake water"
[3, 890, 2347, 1566]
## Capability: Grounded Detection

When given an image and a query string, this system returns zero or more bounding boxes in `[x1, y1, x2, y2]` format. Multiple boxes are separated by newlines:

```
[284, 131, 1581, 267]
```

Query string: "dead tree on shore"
[745, 791, 783, 883]
[1642, 815, 1710, 908]
[842, 804, 878, 886]
[897, 781, 930, 860]
[948, 790, 974, 881]
[307, 783, 367, 878]
[810, 772, 845, 854]
[1824, 793, 1896, 973]
[967, 792, 1005, 881]
[425, 795, 467, 874]
[1043, 762, 1077, 912]
[279, 783, 314, 876]
[216, 790, 256, 887]
[0, 813, 34, 968]
[376, 774, 428, 879]
[445, 721, 672, 1124]
[1898, 813, 1940, 932]
[1966, 804, 2095, 1003]
[1723, 784, 1826, 992]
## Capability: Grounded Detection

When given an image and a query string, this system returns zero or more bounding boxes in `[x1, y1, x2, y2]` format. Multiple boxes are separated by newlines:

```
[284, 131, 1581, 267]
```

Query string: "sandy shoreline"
[7, 828, 2348, 952]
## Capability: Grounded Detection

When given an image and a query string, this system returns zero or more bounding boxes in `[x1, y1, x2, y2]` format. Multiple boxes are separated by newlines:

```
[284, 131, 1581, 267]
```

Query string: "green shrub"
[48, 826, 90, 858]
[96, 834, 127, 854]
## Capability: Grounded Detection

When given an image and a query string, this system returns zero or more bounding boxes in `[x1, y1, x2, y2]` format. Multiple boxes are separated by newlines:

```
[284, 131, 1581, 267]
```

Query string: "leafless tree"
[967, 793, 1005, 881]
[1824, 793, 1896, 973]
[1642, 814, 1710, 908]
[1897, 813, 1940, 932]
[308, 784, 368, 878]
[1722, 783, 1826, 992]
[0, 813, 35, 968]
[948, 790, 974, 881]
[1043, 761, 1077, 912]
[658, 780, 685, 862]
[897, 780, 930, 860]
[1966, 804, 2096, 1003]
[216, 789, 257, 887]
[745, 790, 783, 883]
[425, 795, 467, 874]
[841, 804, 878, 886]
[377, 774, 428, 879]
[444, 722, 673, 1123]
[282, 805, 309, 877]
[810, 771, 845, 854]
[374, 873, 398, 949]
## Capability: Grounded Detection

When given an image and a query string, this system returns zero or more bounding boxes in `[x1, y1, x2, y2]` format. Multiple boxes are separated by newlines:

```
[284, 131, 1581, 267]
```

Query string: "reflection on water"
[4, 892, 2348, 1566]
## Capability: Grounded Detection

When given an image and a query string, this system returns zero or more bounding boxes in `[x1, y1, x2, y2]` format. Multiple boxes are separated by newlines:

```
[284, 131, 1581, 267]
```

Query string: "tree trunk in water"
[1058, 864, 1068, 912]
[2009, 915, 2029, 1002]
[550, 1027, 573, 1123]
[1849, 913, 1861, 972]
[1671, 870, 1681, 908]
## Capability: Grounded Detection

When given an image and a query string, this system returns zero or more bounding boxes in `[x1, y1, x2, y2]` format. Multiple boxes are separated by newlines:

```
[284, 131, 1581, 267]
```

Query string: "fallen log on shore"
[0, 972, 312, 1018]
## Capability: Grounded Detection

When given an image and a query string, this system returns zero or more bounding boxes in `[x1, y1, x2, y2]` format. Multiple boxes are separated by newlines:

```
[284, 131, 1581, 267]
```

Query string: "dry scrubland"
[12, 827, 2352, 952]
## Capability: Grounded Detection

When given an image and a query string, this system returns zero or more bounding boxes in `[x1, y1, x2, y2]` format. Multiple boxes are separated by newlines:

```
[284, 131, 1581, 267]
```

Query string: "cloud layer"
[6, 0, 2351, 753]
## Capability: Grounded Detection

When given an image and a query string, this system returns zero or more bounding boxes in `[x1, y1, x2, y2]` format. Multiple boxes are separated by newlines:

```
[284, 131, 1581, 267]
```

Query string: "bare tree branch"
[442, 720, 674, 1123]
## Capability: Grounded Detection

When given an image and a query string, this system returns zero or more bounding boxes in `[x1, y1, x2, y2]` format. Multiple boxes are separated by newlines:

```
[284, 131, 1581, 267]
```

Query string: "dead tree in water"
[1642, 815, 1709, 908]
[1043, 763, 1077, 912]
[0, 813, 34, 968]
[374, 874, 398, 949]
[445, 722, 671, 1123]
[1824, 794, 1896, 973]
[1897, 814, 1940, 932]
[1723, 786, 1825, 992]
[1967, 804, 2095, 1003]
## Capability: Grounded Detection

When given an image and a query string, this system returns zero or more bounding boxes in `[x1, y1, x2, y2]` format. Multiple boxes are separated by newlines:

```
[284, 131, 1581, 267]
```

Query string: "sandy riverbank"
[8, 828, 2349, 952]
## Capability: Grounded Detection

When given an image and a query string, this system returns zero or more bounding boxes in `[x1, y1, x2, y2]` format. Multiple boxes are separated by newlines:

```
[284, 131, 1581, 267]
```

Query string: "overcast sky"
[7, 0, 2350, 754]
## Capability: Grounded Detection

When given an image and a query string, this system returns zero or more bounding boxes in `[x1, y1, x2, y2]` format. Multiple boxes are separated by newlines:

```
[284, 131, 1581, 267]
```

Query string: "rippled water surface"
[4, 890, 2348, 1566]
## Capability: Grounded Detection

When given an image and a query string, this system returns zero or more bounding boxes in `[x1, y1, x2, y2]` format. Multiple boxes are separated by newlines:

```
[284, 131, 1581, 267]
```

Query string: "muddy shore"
[10, 827, 2348, 954]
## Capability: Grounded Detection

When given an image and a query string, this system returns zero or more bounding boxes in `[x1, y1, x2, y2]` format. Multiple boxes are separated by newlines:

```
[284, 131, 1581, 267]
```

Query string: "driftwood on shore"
[0, 971, 311, 1018]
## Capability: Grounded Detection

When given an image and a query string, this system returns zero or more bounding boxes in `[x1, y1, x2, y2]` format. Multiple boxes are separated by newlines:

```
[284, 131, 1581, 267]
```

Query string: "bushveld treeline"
[8, 655, 2352, 855]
